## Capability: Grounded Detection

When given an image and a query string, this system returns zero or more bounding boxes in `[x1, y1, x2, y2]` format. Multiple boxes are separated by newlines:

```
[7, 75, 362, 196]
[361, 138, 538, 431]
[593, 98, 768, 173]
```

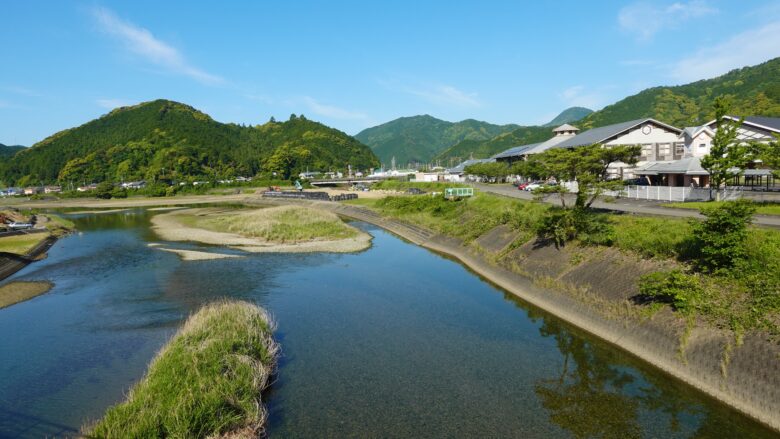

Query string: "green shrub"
[110, 187, 128, 199]
[95, 181, 114, 199]
[536, 208, 614, 247]
[691, 199, 757, 272]
[639, 270, 703, 314]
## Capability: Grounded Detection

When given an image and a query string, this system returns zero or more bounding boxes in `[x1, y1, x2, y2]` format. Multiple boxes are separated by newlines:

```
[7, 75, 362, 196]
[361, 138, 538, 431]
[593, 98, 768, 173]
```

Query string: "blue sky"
[2, 0, 780, 145]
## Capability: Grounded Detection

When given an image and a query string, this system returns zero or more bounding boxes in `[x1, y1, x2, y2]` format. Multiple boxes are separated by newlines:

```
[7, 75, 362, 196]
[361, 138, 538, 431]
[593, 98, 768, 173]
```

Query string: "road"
[472, 183, 780, 229]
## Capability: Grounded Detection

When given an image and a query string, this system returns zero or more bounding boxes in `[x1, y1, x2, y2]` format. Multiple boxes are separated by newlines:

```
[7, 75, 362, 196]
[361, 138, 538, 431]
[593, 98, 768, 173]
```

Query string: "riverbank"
[151, 206, 371, 254]
[252, 196, 780, 432]
[0, 212, 75, 283]
[85, 300, 278, 437]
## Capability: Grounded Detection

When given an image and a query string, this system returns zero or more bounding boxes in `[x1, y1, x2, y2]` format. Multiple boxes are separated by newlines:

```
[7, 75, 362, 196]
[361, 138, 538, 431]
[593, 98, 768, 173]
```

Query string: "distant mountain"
[544, 107, 593, 127]
[433, 126, 552, 164]
[0, 99, 378, 185]
[354, 115, 519, 166]
[0, 143, 25, 159]
[580, 57, 780, 129]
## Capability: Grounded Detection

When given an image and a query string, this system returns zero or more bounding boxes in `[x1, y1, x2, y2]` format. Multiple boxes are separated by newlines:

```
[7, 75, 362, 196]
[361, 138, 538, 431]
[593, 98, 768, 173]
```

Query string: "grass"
[196, 205, 359, 243]
[85, 300, 279, 438]
[371, 180, 460, 192]
[665, 201, 780, 216]
[0, 233, 47, 255]
[0, 281, 53, 309]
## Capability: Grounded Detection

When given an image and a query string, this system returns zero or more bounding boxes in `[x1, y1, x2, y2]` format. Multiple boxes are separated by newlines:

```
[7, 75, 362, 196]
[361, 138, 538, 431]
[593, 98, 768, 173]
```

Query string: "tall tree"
[700, 96, 752, 201]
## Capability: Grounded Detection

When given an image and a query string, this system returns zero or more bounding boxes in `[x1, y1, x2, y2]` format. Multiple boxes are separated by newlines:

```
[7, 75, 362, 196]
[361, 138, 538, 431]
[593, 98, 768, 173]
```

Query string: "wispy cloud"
[1, 86, 43, 97]
[619, 59, 655, 67]
[302, 97, 370, 121]
[91, 6, 222, 85]
[559, 85, 605, 110]
[670, 20, 780, 82]
[618, 1, 717, 41]
[96, 98, 133, 109]
[380, 80, 481, 107]
[244, 94, 274, 105]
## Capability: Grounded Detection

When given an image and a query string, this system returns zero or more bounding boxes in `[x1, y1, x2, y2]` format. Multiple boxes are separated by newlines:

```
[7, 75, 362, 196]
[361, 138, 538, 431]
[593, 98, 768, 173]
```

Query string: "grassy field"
[196, 205, 359, 243]
[86, 300, 279, 438]
[0, 281, 53, 308]
[665, 201, 780, 216]
[0, 233, 47, 255]
[371, 180, 460, 192]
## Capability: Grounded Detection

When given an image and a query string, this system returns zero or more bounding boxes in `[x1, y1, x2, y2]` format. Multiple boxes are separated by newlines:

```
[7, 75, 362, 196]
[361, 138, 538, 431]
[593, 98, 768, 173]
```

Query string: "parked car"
[8, 222, 33, 230]
[524, 182, 543, 191]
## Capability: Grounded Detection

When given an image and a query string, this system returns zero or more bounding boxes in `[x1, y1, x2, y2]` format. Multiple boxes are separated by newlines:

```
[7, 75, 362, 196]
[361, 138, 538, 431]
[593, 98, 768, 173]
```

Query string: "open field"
[85, 300, 279, 438]
[665, 201, 780, 216]
[0, 281, 53, 309]
[152, 206, 371, 253]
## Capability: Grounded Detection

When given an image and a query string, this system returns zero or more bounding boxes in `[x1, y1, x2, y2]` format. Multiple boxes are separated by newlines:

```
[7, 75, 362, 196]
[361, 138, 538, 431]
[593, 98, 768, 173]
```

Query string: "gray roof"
[635, 157, 708, 176]
[553, 123, 579, 132]
[744, 116, 780, 132]
[554, 118, 682, 149]
[491, 143, 542, 159]
[447, 158, 493, 174]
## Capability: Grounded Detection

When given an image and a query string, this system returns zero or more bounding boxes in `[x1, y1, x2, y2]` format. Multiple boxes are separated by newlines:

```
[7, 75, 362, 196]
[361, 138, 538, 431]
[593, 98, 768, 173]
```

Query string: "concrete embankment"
[253, 198, 780, 433]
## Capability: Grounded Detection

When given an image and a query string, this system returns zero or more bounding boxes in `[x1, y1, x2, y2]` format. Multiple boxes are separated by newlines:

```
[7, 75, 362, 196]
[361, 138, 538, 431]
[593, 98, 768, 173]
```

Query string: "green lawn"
[0, 233, 47, 255]
[665, 201, 780, 216]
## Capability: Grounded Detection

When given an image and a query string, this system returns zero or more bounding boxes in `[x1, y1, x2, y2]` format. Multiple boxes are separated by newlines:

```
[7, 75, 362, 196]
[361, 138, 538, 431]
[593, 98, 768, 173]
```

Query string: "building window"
[674, 143, 684, 155]
[699, 143, 706, 148]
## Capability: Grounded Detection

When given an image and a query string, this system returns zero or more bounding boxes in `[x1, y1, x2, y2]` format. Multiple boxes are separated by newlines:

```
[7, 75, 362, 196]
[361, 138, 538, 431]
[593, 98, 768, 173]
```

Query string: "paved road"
[472, 183, 780, 229]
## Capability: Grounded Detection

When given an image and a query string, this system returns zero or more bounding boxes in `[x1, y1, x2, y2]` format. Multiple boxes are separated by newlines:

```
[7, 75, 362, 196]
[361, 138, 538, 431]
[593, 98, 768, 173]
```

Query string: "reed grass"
[85, 300, 279, 438]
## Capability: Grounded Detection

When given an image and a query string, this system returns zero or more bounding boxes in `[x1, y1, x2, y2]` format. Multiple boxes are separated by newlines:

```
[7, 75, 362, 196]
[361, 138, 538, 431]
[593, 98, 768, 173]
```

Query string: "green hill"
[544, 106, 593, 127]
[433, 126, 552, 164]
[0, 100, 378, 185]
[0, 143, 25, 159]
[354, 115, 519, 166]
[579, 57, 780, 129]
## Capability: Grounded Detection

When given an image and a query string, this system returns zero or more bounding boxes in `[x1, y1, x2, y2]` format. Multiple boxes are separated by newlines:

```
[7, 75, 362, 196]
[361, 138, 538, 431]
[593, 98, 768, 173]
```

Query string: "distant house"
[77, 184, 98, 192]
[121, 180, 146, 190]
[23, 187, 42, 195]
[44, 185, 62, 194]
[298, 171, 322, 180]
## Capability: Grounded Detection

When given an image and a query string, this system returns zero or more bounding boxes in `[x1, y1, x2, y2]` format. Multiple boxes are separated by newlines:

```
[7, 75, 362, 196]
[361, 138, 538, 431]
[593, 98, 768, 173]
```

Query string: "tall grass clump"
[85, 300, 279, 438]
[202, 205, 358, 243]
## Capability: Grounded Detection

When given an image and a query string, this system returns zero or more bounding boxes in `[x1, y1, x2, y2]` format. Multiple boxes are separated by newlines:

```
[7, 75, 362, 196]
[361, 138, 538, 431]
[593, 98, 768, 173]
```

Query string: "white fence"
[607, 185, 743, 202]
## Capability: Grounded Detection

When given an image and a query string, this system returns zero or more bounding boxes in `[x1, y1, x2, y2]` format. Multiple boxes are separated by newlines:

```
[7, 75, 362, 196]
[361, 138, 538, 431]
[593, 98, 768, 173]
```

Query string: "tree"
[464, 162, 510, 181]
[700, 96, 753, 201]
[95, 181, 114, 199]
[690, 199, 757, 272]
[759, 135, 780, 178]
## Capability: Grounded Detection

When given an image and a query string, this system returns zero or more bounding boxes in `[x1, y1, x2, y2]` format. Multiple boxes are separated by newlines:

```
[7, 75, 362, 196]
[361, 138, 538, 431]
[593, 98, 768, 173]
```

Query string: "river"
[0, 208, 775, 438]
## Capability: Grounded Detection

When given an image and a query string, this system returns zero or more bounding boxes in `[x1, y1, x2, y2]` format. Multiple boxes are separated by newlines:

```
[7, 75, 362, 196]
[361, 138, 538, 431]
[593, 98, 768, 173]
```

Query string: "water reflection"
[0, 209, 774, 438]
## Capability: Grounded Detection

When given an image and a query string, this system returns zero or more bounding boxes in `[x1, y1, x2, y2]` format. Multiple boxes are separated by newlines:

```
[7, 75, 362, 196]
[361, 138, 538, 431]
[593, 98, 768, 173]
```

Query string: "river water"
[0, 208, 775, 438]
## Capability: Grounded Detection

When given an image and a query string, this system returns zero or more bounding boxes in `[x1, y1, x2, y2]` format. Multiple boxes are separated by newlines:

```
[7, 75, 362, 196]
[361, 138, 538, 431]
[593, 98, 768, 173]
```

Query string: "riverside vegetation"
[352, 190, 780, 342]
[85, 300, 278, 438]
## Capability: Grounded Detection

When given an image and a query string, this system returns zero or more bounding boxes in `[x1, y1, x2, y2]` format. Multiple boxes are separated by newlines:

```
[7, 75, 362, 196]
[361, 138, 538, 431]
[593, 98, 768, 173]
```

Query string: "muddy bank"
[269, 199, 780, 433]
[0, 281, 54, 309]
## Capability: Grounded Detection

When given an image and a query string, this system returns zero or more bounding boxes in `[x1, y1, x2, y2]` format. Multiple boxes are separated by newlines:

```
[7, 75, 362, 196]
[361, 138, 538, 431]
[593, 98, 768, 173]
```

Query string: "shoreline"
[275, 199, 780, 433]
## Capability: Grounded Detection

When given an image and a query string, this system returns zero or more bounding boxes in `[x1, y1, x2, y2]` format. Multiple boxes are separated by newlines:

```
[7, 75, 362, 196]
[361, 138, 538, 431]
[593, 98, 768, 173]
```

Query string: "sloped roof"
[522, 134, 574, 155]
[553, 123, 579, 132]
[554, 118, 681, 149]
[447, 158, 493, 174]
[744, 116, 780, 132]
[491, 143, 542, 159]
[635, 157, 708, 176]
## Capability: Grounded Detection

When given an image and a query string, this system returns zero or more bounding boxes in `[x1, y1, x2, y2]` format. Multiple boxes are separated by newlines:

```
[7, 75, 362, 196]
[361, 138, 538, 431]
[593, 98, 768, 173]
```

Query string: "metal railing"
[607, 185, 743, 202]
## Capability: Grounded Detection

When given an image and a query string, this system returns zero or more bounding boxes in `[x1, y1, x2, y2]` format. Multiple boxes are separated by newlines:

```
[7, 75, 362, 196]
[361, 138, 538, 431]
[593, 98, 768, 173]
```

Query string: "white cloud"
[302, 97, 369, 121]
[92, 7, 222, 85]
[96, 98, 133, 109]
[559, 85, 605, 109]
[670, 21, 780, 82]
[618, 1, 717, 41]
[379, 79, 481, 108]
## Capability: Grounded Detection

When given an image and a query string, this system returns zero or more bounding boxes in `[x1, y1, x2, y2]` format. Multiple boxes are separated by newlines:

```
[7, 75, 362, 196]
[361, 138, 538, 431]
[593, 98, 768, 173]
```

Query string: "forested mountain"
[0, 100, 378, 185]
[544, 107, 593, 126]
[354, 115, 519, 166]
[437, 57, 780, 161]
[0, 143, 25, 159]
[579, 57, 780, 129]
[433, 126, 552, 165]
